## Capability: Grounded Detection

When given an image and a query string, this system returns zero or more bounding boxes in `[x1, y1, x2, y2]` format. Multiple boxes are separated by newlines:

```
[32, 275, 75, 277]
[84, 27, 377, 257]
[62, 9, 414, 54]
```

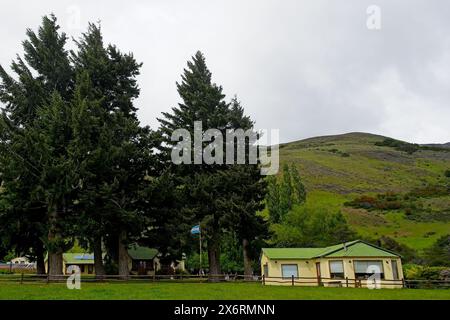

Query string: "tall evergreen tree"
[1, 16, 156, 279]
[158, 52, 268, 278]
[70, 23, 155, 277]
[158, 51, 230, 277]
[224, 99, 269, 278]
[0, 15, 74, 275]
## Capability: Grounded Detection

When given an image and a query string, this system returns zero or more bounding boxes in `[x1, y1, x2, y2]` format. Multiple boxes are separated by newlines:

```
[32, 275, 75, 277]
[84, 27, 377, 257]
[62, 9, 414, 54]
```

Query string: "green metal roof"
[325, 242, 399, 258]
[127, 246, 158, 260]
[262, 240, 400, 260]
[262, 248, 325, 259]
[63, 253, 94, 265]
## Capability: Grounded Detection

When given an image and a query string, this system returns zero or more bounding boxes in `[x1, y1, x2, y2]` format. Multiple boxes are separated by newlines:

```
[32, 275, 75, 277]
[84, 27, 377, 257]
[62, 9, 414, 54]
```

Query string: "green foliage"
[270, 205, 356, 247]
[423, 235, 450, 266]
[266, 163, 307, 223]
[0, 15, 74, 267]
[403, 264, 448, 280]
[375, 138, 420, 154]
[345, 193, 403, 211]
[0, 15, 156, 275]
[344, 187, 450, 223]
[0, 270, 13, 275]
[375, 236, 418, 263]
[445, 169, 450, 178]
[157, 51, 268, 275]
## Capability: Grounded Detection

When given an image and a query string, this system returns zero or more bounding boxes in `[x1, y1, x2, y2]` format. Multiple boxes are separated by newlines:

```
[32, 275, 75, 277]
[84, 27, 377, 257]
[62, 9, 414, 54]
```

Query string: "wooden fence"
[0, 273, 448, 289]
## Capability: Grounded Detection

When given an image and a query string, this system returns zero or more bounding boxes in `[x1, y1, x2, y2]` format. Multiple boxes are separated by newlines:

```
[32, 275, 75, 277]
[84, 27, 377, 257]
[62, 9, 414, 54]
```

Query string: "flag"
[191, 225, 200, 234]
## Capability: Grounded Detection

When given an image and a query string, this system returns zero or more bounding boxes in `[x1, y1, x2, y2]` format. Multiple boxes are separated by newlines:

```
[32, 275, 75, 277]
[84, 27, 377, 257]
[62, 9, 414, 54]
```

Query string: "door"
[316, 262, 322, 285]
[263, 264, 269, 277]
[138, 261, 146, 275]
[391, 260, 399, 280]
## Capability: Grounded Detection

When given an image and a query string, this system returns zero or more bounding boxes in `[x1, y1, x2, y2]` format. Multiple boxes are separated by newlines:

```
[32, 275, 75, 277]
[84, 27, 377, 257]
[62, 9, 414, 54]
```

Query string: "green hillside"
[279, 132, 450, 252]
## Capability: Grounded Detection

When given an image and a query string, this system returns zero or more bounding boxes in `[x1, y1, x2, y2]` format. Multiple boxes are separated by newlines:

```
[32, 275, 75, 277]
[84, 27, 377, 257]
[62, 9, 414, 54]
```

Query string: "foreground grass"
[0, 282, 449, 300]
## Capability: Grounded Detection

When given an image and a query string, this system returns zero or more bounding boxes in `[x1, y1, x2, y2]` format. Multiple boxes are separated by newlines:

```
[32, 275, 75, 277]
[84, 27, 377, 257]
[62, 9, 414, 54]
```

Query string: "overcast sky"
[1, 1, 449, 144]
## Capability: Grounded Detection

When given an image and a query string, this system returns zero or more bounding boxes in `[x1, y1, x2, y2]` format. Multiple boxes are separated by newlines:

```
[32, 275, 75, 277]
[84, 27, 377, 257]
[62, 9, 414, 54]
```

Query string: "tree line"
[0, 15, 268, 279]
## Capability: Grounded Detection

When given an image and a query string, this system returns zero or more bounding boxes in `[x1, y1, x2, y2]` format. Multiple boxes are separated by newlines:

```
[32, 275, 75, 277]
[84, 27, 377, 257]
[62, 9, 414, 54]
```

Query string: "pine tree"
[0, 15, 74, 275]
[70, 24, 155, 277]
[1, 16, 156, 279]
[158, 52, 268, 279]
[224, 99, 269, 278]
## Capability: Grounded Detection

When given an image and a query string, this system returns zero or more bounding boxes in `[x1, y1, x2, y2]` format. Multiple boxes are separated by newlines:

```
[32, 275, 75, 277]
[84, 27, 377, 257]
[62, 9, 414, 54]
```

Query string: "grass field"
[0, 282, 449, 300]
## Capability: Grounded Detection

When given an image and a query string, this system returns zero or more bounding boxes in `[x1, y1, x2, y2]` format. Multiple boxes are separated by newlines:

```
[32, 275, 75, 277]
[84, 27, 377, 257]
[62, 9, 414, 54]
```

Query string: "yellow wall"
[261, 254, 404, 289]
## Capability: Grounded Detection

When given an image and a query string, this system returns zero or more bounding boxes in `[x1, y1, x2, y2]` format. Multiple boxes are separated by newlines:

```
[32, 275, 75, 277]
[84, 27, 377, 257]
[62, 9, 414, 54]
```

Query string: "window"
[391, 260, 399, 280]
[263, 264, 269, 277]
[354, 260, 384, 279]
[329, 260, 344, 279]
[281, 264, 298, 279]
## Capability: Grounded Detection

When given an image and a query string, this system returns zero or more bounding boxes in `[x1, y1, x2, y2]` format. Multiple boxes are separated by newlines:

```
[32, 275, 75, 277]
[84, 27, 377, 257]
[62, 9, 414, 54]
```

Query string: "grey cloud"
[1, 0, 449, 143]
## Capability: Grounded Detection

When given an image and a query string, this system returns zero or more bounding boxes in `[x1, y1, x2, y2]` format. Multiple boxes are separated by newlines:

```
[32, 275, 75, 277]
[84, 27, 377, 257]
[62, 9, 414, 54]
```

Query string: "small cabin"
[261, 240, 404, 289]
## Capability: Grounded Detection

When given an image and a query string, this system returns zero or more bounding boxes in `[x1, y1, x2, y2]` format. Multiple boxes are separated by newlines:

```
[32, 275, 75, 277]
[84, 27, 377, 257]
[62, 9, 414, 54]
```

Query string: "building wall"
[45, 261, 95, 274]
[261, 254, 404, 288]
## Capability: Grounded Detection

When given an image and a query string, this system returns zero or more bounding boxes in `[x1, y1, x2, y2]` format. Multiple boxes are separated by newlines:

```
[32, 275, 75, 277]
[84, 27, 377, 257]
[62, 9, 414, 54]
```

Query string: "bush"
[0, 269, 13, 274]
[345, 193, 403, 211]
[403, 264, 447, 280]
[424, 234, 450, 266]
[377, 236, 417, 263]
[375, 138, 420, 154]
[408, 185, 449, 198]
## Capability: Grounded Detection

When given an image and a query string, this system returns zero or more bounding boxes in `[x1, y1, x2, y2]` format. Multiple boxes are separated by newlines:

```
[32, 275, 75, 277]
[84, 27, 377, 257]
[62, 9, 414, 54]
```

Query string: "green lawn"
[0, 282, 449, 300]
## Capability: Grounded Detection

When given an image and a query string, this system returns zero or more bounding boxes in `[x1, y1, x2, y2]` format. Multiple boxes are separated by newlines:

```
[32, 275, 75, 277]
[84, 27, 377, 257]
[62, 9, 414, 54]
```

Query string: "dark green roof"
[128, 246, 158, 260]
[262, 240, 400, 260]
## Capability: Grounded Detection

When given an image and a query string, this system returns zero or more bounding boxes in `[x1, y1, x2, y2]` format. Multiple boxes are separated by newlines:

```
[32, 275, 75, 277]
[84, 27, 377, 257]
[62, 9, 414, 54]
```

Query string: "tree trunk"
[48, 251, 63, 278]
[242, 238, 253, 280]
[35, 241, 46, 275]
[118, 230, 129, 279]
[93, 236, 105, 278]
[48, 203, 63, 278]
[208, 234, 221, 282]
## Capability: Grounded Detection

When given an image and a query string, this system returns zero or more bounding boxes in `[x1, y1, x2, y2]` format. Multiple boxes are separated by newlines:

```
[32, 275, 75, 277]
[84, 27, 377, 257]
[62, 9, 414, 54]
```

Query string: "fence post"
[346, 277, 349, 288]
[402, 278, 405, 288]
[291, 275, 294, 286]
[262, 274, 265, 286]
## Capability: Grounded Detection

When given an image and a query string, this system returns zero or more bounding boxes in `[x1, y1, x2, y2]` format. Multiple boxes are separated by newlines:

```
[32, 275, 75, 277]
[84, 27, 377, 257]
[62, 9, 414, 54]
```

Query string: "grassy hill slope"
[279, 132, 450, 251]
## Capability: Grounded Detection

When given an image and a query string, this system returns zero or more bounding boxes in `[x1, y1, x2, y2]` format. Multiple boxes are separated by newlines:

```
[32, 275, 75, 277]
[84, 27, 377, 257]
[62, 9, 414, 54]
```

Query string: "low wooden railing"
[0, 273, 448, 289]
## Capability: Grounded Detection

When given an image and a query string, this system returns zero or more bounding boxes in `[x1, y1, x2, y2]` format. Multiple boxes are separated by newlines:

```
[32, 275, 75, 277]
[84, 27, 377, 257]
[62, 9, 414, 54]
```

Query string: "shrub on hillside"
[424, 234, 450, 267]
[408, 185, 449, 198]
[377, 236, 417, 263]
[375, 138, 420, 154]
[345, 193, 403, 211]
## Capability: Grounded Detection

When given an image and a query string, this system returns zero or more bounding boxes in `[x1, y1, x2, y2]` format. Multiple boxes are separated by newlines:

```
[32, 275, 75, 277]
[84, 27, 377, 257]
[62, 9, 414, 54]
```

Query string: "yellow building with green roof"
[261, 240, 404, 288]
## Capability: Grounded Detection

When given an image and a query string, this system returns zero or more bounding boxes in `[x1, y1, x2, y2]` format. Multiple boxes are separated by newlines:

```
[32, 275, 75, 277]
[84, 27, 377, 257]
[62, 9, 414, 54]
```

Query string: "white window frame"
[353, 260, 385, 279]
[281, 264, 298, 279]
[329, 260, 345, 279]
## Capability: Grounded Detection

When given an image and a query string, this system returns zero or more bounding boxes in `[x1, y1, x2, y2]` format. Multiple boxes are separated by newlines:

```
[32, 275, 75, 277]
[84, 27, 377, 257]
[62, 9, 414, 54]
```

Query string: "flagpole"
[199, 223, 203, 276]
